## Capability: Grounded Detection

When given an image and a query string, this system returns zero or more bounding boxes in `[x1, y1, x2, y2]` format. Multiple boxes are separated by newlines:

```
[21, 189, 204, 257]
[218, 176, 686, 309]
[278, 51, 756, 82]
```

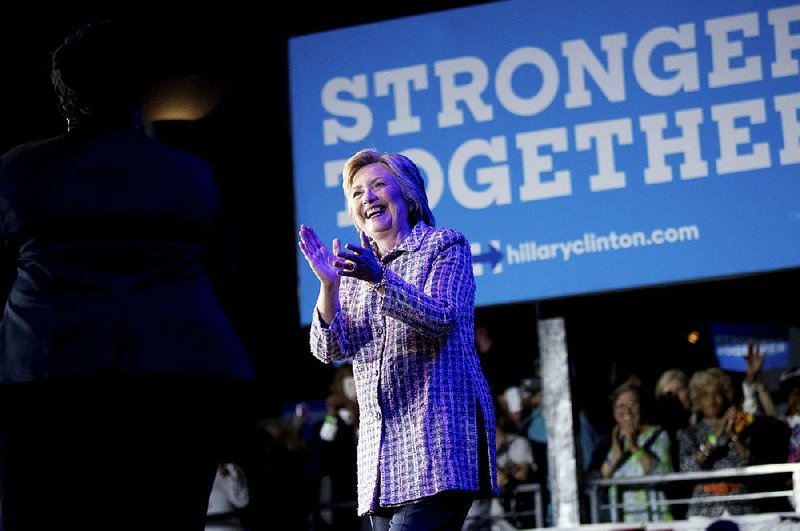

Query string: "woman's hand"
[335, 231, 384, 284]
[497, 468, 509, 489]
[610, 425, 623, 454]
[618, 415, 639, 450]
[603, 425, 624, 478]
[721, 406, 737, 436]
[298, 224, 341, 286]
[745, 340, 765, 383]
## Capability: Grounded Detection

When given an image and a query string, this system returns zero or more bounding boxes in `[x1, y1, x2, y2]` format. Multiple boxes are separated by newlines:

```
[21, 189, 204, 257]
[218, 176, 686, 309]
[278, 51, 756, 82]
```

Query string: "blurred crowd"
[208, 323, 800, 530]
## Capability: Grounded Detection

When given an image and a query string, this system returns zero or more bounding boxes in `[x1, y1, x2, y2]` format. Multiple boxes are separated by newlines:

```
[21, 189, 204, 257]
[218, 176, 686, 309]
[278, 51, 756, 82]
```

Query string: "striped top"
[310, 221, 498, 515]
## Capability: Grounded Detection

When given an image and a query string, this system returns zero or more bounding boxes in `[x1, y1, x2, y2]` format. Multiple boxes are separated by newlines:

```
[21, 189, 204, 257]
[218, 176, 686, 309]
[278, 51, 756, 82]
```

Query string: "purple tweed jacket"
[310, 221, 498, 515]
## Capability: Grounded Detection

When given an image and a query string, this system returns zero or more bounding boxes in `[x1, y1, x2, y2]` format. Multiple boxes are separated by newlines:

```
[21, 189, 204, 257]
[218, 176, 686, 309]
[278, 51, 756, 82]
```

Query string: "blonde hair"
[688, 367, 734, 414]
[610, 381, 641, 410]
[341, 148, 435, 232]
[655, 368, 689, 399]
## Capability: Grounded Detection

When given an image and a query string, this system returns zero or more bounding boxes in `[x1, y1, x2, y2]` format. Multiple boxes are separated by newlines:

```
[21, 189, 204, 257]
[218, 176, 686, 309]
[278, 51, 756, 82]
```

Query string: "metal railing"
[586, 462, 800, 524]
[462, 482, 544, 529]
[515, 483, 545, 529]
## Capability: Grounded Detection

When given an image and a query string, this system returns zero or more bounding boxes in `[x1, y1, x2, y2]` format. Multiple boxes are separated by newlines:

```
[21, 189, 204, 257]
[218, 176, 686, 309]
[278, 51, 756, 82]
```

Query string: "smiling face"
[613, 389, 640, 425]
[696, 382, 727, 420]
[349, 163, 412, 253]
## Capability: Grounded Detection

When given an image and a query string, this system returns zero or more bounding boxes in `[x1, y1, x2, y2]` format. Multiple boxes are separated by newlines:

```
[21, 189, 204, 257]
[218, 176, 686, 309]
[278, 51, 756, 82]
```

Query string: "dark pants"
[369, 492, 474, 531]
[0, 372, 256, 531]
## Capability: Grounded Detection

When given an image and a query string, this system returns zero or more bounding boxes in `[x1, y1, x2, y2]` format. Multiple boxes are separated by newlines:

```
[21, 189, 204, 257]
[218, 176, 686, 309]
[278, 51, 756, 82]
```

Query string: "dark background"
[2, 2, 798, 426]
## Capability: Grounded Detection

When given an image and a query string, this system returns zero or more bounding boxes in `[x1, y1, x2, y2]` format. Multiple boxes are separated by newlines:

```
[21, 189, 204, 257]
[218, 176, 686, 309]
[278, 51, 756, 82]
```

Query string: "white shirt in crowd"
[206, 462, 250, 531]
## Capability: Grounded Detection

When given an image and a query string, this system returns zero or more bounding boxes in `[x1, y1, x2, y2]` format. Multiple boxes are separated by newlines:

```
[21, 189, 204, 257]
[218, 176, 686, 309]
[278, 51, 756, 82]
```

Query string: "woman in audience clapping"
[601, 381, 673, 522]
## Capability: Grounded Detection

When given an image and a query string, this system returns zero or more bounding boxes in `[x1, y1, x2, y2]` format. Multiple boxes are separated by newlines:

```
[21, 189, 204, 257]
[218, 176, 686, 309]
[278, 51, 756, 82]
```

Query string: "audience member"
[309, 362, 364, 531]
[706, 520, 741, 531]
[474, 316, 518, 395]
[495, 384, 531, 432]
[678, 368, 756, 518]
[518, 376, 552, 527]
[653, 367, 694, 519]
[740, 340, 777, 417]
[244, 417, 315, 531]
[206, 462, 250, 531]
[524, 370, 599, 527]
[464, 412, 537, 531]
[778, 366, 800, 463]
[495, 412, 537, 529]
[600, 381, 673, 523]
[654, 368, 693, 464]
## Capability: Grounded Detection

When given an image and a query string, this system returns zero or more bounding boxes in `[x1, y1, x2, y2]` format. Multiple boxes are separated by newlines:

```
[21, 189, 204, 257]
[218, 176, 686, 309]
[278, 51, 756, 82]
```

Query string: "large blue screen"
[290, 0, 800, 325]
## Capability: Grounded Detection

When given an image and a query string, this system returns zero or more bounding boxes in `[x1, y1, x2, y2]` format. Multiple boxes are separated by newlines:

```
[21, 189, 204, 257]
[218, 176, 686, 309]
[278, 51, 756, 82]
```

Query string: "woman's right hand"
[722, 406, 740, 437]
[298, 224, 341, 286]
[611, 425, 623, 452]
[618, 415, 639, 449]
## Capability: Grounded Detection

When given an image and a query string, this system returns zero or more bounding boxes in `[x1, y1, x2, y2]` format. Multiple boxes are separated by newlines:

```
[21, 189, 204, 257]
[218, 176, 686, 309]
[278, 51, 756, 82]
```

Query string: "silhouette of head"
[51, 20, 153, 130]
[706, 519, 740, 531]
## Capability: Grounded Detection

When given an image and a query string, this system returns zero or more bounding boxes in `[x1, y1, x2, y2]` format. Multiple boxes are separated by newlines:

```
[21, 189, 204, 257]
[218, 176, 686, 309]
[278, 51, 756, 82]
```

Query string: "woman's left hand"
[745, 340, 764, 382]
[722, 406, 737, 435]
[335, 231, 383, 284]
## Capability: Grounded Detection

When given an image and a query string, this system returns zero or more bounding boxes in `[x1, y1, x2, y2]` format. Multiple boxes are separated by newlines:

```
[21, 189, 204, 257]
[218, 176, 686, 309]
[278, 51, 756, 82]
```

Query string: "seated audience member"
[600, 381, 673, 523]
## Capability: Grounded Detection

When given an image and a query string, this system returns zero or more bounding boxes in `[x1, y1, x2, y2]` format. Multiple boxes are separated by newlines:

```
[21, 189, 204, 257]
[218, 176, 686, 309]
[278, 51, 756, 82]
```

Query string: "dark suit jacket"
[0, 128, 255, 383]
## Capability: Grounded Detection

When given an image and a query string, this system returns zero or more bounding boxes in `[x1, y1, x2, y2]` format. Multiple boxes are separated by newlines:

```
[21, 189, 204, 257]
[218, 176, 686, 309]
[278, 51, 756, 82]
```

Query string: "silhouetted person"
[310, 363, 363, 531]
[0, 20, 255, 531]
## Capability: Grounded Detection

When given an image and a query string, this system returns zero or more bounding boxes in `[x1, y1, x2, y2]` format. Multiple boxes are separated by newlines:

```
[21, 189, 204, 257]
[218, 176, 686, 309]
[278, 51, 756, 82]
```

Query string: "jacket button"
[374, 411, 382, 421]
[375, 326, 383, 336]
